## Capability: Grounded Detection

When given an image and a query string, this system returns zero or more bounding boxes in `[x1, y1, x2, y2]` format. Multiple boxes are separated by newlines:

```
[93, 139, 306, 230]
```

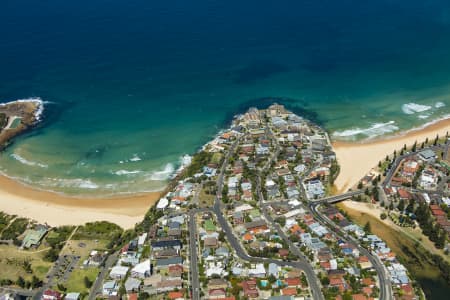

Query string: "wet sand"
[0, 174, 161, 229]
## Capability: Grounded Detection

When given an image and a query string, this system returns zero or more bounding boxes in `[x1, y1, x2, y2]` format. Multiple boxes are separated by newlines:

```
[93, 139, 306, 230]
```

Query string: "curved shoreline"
[0, 174, 161, 229]
[3, 111, 450, 228]
[333, 116, 450, 192]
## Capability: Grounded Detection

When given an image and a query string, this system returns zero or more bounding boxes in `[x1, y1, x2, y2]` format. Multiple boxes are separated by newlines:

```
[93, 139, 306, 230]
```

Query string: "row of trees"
[415, 201, 447, 249]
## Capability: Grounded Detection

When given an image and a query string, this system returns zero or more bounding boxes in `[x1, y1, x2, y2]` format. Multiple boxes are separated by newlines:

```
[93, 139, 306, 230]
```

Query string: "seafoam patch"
[148, 163, 175, 181]
[113, 169, 142, 176]
[435, 101, 446, 108]
[401, 102, 432, 115]
[332, 121, 399, 140]
[10, 153, 48, 168]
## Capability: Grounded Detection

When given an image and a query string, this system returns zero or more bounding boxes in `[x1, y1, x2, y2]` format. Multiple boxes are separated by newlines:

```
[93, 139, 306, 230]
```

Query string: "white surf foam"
[401, 102, 432, 115]
[129, 154, 142, 162]
[54, 178, 99, 189]
[113, 169, 142, 176]
[1, 97, 45, 122]
[10, 153, 48, 168]
[149, 163, 175, 181]
[333, 121, 399, 139]
[435, 101, 446, 108]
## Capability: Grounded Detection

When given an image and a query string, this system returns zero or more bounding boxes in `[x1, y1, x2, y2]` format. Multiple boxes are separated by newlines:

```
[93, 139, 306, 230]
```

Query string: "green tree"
[16, 276, 25, 288]
[364, 221, 371, 233]
[398, 199, 405, 212]
[57, 283, 66, 292]
[84, 276, 93, 288]
[31, 276, 42, 288]
[275, 216, 286, 227]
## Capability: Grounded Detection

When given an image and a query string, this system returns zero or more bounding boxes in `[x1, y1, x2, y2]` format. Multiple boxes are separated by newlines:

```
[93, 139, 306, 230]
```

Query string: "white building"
[110, 266, 129, 279]
[131, 259, 151, 278]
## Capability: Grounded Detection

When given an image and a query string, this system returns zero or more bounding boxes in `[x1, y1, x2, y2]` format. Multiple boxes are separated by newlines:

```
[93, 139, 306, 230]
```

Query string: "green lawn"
[64, 267, 99, 293]
[72, 221, 123, 240]
[0, 244, 52, 282]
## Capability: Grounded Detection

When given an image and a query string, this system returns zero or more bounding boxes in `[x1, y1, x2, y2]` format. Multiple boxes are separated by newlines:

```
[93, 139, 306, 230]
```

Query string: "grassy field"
[60, 239, 108, 260]
[0, 244, 52, 282]
[337, 203, 440, 279]
[63, 267, 99, 294]
[211, 152, 223, 165]
[72, 221, 123, 241]
[199, 187, 215, 207]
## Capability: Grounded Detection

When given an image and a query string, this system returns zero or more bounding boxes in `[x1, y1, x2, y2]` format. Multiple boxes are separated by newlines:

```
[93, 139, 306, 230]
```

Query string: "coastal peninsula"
[0, 98, 43, 149]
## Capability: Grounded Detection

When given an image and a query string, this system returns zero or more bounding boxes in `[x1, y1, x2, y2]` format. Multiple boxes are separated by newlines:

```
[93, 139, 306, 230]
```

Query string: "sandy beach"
[333, 118, 450, 192]
[2, 115, 450, 229]
[0, 175, 161, 229]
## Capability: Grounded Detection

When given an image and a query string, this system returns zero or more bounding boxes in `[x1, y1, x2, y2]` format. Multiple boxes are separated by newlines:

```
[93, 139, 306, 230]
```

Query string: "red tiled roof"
[329, 278, 343, 286]
[281, 288, 297, 296]
[128, 294, 138, 300]
[285, 277, 301, 286]
[352, 294, 368, 300]
[432, 209, 446, 216]
[398, 189, 411, 199]
[168, 291, 183, 299]
[358, 256, 369, 263]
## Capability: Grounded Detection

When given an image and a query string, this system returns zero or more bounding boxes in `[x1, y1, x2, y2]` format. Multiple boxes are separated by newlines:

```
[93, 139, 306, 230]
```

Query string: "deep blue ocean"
[1, 0, 450, 199]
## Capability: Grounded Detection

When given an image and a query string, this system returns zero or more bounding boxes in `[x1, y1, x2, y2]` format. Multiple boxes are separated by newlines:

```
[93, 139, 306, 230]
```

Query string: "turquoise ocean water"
[1, 0, 450, 198]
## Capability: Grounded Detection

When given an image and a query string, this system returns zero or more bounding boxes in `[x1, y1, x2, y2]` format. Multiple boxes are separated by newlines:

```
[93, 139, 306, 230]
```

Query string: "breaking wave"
[435, 101, 446, 108]
[40, 178, 100, 189]
[401, 102, 432, 115]
[332, 121, 399, 139]
[148, 163, 175, 180]
[113, 169, 142, 176]
[129, 154, 142, 162]
[10, 153, 48, 168]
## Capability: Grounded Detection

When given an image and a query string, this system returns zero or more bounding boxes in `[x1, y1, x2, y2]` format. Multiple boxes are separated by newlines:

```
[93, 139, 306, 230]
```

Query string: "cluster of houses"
[156, 180, 195, 210]
[195, 213, 236, 299]
[385, 148, 450, 239]
[334, 209, 416, 299]
[100, 214, 187, 299]
[271, 201, 383, 299]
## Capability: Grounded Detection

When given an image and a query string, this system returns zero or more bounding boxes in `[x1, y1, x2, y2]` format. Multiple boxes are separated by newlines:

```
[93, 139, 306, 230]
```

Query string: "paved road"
[1, 287, 35, 298]
[258, 126, 324, 300]
[88, 251, 119, 300]
[211, 130, 324, 299]
[309, 202, 393, 300]
[383, 145, 444, 188]
[187, 209, 208, 300]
